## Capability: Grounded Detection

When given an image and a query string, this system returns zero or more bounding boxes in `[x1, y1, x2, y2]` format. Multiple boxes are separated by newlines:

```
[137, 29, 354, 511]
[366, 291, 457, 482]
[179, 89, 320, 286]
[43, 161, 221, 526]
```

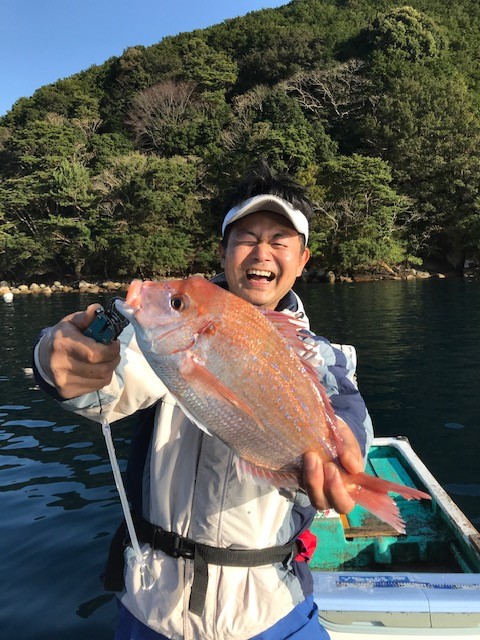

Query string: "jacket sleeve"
[300, 333, 374, 457]
[33, 323, 168, 424]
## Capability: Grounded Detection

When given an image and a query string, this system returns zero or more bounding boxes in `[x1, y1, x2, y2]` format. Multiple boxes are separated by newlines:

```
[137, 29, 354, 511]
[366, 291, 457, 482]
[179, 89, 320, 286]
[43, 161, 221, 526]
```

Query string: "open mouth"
[246, 269, 275, 282]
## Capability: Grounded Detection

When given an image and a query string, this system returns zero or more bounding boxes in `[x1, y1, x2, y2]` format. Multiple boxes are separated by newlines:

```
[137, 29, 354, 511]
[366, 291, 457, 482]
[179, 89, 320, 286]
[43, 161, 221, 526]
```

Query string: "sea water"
[0, 278, 479, 638]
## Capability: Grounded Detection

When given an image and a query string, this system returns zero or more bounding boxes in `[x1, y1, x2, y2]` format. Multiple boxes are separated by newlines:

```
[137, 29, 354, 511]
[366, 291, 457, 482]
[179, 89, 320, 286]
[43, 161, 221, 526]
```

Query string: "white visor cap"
[221, 194, 309, 245]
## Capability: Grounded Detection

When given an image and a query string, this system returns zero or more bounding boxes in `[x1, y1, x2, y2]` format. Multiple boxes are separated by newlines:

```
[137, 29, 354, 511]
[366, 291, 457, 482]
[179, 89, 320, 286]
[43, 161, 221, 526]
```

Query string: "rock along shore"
[0, 280, 130, 297]
[301, 265, 452, 284]
[0, 264, 466, 299]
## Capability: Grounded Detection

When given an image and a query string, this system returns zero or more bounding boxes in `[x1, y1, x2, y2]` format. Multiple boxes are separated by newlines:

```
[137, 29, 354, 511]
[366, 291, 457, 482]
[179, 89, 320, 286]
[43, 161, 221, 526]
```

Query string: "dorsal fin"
[262, 309, 344, 456]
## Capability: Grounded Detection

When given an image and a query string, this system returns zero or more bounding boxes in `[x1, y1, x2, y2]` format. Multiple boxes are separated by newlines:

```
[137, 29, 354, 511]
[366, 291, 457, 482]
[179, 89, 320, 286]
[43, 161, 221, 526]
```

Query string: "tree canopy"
[1, 0, 480, 281]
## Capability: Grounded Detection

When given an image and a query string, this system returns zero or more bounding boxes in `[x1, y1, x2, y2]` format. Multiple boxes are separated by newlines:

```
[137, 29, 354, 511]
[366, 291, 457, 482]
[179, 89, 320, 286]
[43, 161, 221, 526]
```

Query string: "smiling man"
[220, 202, 310, 310]
[33, 160, 372, 640]
[214, 162, 370, 520]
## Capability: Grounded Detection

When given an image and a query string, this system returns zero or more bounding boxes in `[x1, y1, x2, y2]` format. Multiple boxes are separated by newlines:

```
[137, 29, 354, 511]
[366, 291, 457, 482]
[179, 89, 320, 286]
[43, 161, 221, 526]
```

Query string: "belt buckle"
[171, 532, 195, 559]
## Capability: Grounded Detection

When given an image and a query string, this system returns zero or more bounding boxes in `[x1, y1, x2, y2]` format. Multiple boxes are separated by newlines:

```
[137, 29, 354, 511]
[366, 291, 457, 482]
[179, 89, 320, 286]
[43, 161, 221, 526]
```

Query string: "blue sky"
[1, 0, 288, 116]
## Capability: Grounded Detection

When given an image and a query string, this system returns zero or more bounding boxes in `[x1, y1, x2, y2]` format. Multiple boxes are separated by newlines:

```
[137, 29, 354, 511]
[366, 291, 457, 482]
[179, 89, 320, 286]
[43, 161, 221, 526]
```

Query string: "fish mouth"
[114, 297, 133, 319]
[115, 279, 143, 319]
[125, 279, 145, 308]
[246, 269, 275, 282]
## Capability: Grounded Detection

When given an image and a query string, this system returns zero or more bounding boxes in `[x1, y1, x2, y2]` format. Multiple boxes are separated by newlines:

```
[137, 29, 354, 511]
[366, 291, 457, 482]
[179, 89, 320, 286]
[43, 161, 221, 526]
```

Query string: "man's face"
[219, 211, 310, 310]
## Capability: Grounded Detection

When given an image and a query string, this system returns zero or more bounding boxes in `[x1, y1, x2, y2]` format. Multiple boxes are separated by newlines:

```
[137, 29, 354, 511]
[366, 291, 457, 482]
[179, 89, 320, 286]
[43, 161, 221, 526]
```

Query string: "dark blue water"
[295, 278, 480, 521]
[0, 279, 479, 638]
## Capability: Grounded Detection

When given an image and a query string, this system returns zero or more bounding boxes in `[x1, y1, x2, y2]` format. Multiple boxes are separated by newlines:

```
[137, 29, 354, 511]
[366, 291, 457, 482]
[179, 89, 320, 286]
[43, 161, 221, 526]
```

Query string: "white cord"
[101, 416, 155, 590]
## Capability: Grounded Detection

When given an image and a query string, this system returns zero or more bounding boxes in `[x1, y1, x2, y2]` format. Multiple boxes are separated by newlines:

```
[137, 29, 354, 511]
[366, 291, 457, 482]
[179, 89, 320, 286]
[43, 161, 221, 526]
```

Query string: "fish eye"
[170, 295, 185, 311]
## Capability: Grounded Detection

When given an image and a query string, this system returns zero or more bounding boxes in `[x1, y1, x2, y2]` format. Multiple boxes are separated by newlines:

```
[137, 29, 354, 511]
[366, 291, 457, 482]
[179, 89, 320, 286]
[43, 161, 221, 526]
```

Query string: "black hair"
[220, 159, 314, 248]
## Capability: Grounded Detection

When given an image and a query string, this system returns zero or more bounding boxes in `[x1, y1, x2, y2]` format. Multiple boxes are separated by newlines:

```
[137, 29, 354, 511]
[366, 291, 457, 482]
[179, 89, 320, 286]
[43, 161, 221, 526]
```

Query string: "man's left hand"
[302, 418, 363, 513]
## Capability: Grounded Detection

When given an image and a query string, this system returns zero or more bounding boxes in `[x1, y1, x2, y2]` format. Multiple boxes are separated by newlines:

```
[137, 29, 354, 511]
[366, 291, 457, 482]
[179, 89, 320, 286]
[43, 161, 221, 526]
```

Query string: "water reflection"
[0, 292, 124, 638]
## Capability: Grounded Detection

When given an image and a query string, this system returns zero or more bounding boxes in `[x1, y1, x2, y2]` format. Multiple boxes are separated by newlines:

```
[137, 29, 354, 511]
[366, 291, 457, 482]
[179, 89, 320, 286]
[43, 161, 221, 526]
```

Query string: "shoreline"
[0, 280, 130, 297]
[1, 266, 474, 299]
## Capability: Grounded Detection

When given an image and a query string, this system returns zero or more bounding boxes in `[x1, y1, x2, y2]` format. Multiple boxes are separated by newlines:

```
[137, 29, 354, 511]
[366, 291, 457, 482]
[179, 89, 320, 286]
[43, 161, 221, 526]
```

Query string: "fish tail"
[345, 471, 431, 534]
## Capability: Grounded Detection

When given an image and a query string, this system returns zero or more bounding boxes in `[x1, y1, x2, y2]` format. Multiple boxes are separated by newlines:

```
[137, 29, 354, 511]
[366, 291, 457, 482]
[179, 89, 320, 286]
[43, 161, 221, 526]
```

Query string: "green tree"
[93, 154, 209, 277]
[365, 6, 448, 63]
[363, 63, 480, 268]
[211, 86, 334, 180]
[100, 46, 154, 132]
[0, 179, 50, 277]
[178, 36, 238, 94]
[128, 80, 227, 157]
[315, 154, 412, 271]
[0, 117, 100, 277]
[41, 160, 97, 276]
[4, 69, 103, 131]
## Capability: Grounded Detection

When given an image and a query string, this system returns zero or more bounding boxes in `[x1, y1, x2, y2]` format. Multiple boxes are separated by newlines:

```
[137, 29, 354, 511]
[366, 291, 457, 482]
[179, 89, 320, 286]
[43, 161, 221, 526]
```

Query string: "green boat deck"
[310, 443, 480, 574]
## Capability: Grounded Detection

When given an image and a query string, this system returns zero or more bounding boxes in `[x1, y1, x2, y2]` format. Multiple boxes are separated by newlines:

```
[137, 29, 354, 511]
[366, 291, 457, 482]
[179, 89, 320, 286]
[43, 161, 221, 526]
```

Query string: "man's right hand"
[37, 304, 122, 399]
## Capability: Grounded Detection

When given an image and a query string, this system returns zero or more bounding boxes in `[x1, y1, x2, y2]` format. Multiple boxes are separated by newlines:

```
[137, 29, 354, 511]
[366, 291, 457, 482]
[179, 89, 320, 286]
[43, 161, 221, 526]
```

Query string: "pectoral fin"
[180, 354, 261, 425]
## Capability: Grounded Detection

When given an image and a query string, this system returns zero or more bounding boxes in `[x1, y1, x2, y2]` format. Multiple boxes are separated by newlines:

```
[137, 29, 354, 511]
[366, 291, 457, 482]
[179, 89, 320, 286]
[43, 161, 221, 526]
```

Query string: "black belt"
[104, 515, 297, 616]
[137, 516, 297, 615]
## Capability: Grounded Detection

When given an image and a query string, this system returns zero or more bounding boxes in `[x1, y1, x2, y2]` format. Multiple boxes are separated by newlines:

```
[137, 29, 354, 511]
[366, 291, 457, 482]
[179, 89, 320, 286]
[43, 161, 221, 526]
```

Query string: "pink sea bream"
[119, 276, 430, 533]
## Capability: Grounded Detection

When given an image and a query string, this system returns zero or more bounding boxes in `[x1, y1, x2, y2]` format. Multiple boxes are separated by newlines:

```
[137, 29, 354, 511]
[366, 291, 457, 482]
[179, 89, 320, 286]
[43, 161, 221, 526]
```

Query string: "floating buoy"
[3, 292, 13, 303]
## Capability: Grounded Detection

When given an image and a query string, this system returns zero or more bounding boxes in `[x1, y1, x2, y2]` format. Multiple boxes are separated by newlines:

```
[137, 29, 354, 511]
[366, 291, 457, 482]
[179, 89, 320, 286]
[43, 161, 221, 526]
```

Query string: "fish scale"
[186, 300, 333, 472]
[125, 277, 336, 480]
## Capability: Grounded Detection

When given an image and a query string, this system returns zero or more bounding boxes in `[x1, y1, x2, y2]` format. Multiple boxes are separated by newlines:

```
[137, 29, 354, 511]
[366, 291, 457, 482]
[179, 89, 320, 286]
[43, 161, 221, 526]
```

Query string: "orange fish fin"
[262, 309, 308, 345]
[235, 456, 300, 490]
[345, 471, 431, 534]
[180, 354, 262, 426]
[263, 310, 343, 454]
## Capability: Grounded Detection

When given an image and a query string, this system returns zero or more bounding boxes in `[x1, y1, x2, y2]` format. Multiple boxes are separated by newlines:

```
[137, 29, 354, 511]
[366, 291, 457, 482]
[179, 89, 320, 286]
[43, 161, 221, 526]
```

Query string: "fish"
[118, 276, 430, 533]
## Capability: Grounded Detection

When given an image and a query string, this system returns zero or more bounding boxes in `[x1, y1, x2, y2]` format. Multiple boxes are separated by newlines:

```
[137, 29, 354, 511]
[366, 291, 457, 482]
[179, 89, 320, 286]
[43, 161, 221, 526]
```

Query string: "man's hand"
[37, 304, 121, 399]
[302, 418, 363, 513]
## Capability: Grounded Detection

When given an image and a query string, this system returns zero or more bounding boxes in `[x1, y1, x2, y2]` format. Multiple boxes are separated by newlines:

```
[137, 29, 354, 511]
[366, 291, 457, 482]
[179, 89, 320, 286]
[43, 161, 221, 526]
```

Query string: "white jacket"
[34, 291, 372, 639]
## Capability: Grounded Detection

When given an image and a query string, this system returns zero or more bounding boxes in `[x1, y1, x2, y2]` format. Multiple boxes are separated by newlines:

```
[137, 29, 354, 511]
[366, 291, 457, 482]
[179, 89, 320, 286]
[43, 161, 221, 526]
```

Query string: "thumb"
[68, 304, 103, 332]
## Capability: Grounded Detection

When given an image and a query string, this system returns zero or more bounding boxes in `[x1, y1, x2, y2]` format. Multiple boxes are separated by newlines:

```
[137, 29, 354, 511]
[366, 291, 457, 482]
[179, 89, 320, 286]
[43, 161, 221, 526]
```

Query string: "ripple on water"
[74, 454, 102, 462]
[444, 422, 466, 430]
[0, 456, 73, 489]
[3, 419, 56, 428]
[0, 405, 30, 410]
[65, 441, 94, 449]
[2, 435, 40, 450]
[53, 425, 79, 433]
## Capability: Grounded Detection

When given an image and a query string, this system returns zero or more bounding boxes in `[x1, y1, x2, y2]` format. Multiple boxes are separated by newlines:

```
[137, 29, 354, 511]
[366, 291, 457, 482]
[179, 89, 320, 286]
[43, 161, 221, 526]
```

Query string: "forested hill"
[1, 0, 480, 282]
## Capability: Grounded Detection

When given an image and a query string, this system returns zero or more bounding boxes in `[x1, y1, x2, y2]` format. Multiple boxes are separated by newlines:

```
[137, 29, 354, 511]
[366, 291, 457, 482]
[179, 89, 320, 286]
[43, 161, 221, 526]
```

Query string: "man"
[34, 162, 372, 639]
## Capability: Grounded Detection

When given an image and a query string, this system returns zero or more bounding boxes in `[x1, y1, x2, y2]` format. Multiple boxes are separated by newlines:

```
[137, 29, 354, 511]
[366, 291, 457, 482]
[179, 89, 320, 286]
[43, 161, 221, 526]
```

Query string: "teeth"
[247, 269, 273, 278]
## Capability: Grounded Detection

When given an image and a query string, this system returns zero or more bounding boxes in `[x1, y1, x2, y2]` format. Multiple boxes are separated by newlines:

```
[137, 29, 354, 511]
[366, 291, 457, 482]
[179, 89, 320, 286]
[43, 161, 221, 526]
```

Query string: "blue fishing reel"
[83, 297, 129, 344]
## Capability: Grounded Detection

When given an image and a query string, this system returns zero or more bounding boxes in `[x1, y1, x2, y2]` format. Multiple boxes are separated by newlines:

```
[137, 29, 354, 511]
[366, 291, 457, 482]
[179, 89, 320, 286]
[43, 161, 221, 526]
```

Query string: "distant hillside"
[1, 0, 479, 281]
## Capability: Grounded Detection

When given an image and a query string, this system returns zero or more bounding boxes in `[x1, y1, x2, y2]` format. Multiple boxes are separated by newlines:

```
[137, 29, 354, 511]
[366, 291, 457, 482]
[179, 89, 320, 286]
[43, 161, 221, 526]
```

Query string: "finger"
[302, 452, 328, 511]
[323, 462, 356, 514]
[336, 417, 363, 474]
[68, 304, 104, 332]
[51, 320, 121, 365]
[339, 449, 363, 475]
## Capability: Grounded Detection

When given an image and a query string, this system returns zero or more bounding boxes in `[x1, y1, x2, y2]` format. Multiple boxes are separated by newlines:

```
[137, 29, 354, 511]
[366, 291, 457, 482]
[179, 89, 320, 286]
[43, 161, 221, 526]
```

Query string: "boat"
[311, 436, 480, 639]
